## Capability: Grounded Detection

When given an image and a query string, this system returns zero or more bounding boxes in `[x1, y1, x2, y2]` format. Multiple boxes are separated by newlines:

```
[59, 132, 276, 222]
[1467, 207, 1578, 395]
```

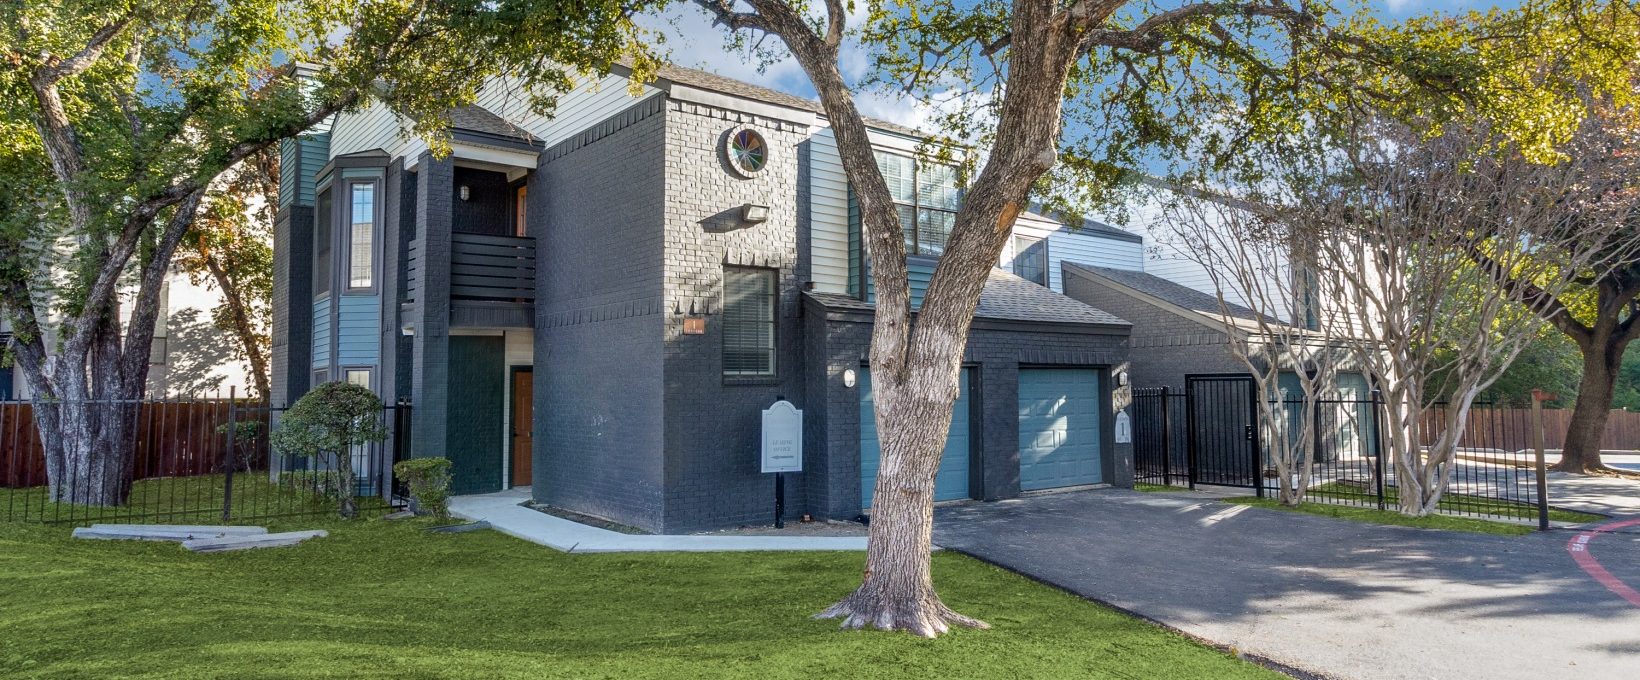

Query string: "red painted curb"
[1566, 517, 1640, 609]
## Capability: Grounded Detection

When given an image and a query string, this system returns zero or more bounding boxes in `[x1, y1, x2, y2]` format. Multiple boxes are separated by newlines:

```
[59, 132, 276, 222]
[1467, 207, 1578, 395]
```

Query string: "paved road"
[934, 489, 1640, 680]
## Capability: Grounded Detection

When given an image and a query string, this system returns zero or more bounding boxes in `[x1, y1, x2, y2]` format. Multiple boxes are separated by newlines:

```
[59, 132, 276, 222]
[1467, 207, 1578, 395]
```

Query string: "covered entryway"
[1017, 368, 1102, 490]
[510, 368, 533, 487]
[860, 369, 972, 508]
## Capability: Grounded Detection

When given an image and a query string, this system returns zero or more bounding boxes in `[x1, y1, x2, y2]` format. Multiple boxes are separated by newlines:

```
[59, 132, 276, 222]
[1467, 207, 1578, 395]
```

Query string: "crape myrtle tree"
[0, 0, 660, 507]
[1159, 192, 1343, 506]
[1300, 114, 1640, 516]
[684, 0, 1450, 635]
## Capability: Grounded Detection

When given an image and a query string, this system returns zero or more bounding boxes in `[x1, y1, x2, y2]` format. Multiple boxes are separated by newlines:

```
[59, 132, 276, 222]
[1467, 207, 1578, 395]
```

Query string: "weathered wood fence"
[0, 399, 271, 488]
[1430, 407, 1640, 452]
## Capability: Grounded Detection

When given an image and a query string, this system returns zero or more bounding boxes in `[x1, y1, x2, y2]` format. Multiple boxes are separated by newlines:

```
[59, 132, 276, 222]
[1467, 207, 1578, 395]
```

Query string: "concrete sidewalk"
[934, 489, 1640, 680]
[449, 489, 867, 553]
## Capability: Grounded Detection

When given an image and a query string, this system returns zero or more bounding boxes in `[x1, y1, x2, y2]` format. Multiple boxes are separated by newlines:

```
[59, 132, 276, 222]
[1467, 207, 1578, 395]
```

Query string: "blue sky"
[645, 0, 1525, 129]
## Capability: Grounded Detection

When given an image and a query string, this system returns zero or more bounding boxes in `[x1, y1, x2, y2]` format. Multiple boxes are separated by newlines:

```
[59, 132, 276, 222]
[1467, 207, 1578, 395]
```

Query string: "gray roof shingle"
[805, 268, 1129, 327]
[448, 104, 539, 143]
[1063, 262, 1271, 323]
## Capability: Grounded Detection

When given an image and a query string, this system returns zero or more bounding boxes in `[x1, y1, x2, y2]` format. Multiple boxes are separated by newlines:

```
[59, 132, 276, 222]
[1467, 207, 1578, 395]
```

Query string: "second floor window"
[314, 187, 332, 296]
[723, 267, 777, 378]
[876, 151, 960, 257]
[347, 183, 376, 290]
[1013, 235, 1047, 286]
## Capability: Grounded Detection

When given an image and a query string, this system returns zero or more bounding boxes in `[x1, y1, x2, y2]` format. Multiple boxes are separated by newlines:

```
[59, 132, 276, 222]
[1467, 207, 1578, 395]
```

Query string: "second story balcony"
[407, 231, 536, 328]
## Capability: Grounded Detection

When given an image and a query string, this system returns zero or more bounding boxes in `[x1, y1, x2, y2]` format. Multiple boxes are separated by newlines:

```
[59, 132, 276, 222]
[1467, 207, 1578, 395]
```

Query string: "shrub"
[394, 457, 453, 518]
[269, 382, 387, 519]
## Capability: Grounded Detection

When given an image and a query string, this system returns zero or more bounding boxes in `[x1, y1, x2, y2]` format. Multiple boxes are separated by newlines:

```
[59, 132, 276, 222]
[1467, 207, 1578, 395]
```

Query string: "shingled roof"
[805, 268, 1129, 328]
[448, 104, 539, 145]
[1062, 262, 1273, 324]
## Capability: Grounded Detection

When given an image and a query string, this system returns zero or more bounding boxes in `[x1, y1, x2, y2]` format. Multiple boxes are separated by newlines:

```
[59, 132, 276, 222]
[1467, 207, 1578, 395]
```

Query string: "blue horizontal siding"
[335, 295, 381, 365]
[277, 133, 329, 209]
[312, 295, 332, 368]
[1047, 230, 1143, 293]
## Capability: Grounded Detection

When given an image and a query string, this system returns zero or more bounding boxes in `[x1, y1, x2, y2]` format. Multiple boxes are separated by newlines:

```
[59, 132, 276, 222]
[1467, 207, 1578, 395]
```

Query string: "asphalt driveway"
[934, 489, 1640, 680]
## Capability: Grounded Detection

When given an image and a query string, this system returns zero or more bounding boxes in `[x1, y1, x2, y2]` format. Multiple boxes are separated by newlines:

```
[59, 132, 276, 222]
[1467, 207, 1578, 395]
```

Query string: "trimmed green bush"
[394, 457, 453, 518]
[269, 382, 387, 518]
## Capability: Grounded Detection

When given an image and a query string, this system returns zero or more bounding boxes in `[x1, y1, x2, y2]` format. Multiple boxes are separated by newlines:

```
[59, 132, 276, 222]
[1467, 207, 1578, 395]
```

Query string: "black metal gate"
[1185, 374, 1262, 494]
[1132, 387, 1187, 487]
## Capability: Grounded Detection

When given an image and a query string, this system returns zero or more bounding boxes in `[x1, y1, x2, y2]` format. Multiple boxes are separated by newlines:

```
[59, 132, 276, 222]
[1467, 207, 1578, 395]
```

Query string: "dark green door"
[447, 335, 505, 495]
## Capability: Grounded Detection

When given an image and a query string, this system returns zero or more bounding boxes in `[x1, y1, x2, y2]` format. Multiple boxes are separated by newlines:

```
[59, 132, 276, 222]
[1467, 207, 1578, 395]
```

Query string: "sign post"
[762, 398, 803, 529]
[1531, 389, 1556, 532]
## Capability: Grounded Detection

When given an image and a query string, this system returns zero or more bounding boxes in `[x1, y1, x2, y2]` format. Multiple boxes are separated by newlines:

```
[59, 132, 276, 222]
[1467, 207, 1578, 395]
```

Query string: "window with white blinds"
[874, 150, 961, 257]
[723, 267, 777, 377]
[347, 183, 375, 290]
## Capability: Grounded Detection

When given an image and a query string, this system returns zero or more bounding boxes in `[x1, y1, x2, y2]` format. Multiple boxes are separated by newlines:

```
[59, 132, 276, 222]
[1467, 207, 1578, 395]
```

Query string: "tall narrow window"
[314, 187, 333, 296]
[723, 267, 777, 378]
[347, 183, 375, 290]
[1013, 235, 1047, 286]
[513, 185, 529, 237]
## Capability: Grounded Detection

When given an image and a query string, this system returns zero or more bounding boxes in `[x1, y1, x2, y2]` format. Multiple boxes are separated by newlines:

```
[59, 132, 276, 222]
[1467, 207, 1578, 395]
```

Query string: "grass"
[0, 518, 1280, 680]
[0, 474, 386, 525]
[1306, 481, 1602, 523]
[1134, 483, 1183, 493]
[1225, 497, 1549, 535]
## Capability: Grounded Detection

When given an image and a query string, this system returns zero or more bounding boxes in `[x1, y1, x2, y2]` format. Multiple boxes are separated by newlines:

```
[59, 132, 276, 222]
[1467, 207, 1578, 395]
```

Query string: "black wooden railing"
[408, 232, 536, 303]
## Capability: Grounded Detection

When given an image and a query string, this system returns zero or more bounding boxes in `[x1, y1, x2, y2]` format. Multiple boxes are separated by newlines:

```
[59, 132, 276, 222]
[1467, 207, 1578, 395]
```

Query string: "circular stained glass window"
[724, 126, 768, 177]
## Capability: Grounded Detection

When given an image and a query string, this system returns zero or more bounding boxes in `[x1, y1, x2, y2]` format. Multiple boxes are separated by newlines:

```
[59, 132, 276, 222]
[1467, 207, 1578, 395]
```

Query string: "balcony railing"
[407, 232, 536, 304]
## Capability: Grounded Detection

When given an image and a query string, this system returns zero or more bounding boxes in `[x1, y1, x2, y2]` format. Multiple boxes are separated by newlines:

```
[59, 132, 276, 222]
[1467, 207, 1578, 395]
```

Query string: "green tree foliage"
[270, 381, 387, 518]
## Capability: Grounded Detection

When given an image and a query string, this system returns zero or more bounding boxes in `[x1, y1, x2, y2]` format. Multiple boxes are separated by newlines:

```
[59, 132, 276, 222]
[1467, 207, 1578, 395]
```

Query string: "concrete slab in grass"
[182, 530, 327, 553]
[73, 525, 269, 542]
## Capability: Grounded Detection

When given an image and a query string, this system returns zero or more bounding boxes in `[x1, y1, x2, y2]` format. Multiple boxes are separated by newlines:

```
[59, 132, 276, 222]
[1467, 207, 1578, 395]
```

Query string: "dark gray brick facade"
[271, 205, 314, 409]
[1062, 264, 1244, 390]
[532, 97, 669, 531]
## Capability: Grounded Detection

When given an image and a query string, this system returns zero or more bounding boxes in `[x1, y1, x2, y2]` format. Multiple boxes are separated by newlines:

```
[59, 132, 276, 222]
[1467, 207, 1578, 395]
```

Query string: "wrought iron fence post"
[1160, 386, 1172, 486]
[1372, 388, 1387, 511]
[221, 387, 238, 522]
[1185, 383, 1198, 490]
[1250, 379, 1264, 499]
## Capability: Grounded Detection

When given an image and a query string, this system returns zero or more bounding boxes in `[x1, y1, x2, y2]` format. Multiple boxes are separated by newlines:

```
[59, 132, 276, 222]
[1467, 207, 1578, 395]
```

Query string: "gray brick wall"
[657, 101, 811, 534]
[1062, 267, 1244, 390]
[271, 205, 314, 408]
[801, 300, 1133, 521]
[533, 98, 669, 531]
[410, 153, 453, 461]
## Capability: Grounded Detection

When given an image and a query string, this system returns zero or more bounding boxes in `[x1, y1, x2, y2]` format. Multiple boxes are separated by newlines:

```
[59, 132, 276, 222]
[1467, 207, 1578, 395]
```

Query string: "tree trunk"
[1554, 339, 1621, 474]
[205, 258, 272, 400]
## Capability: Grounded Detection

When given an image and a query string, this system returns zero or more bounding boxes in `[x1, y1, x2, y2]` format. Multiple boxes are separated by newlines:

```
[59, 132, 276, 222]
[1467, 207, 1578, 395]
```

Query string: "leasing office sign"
[761, 400, 803, 473]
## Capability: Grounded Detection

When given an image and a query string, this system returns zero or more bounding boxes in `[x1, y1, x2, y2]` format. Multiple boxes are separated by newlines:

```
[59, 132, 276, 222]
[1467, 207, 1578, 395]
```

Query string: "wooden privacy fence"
[0, 400, 271, 488]
[1423, 407, 1640, 452]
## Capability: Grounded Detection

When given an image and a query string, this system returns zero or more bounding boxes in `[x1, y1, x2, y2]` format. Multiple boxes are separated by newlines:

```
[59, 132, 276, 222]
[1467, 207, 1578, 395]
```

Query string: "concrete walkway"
[448, 489, 867, 553]
[934, 488, 1640, 680]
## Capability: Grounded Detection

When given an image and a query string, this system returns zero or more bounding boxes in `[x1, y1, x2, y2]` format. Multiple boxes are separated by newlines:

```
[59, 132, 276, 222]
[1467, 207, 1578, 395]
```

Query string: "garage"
[860, 369, 972, 508]
[1018, 368, 1102, 491]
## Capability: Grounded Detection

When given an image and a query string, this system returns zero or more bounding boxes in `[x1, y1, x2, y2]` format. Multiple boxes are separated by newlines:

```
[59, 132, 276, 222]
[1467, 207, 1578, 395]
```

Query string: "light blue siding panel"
[298, 134, 328, 206]
[311, 295, 332, 368]
[863, 259, 937, 309]
[860, 370, 970, 508]
[1046, 230, 1143, 293]
[335, 295, 381, 365]
[1018, 368, 1102, 490]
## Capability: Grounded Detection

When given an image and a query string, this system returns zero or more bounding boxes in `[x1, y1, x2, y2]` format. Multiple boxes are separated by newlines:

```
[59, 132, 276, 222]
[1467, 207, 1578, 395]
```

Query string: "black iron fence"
[1, 393, 410, 524]
[1134, 382, 1561, 524]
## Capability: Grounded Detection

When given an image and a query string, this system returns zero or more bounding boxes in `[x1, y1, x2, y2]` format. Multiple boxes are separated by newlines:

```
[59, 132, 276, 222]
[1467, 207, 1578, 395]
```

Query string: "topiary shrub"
[393, 457, 453, 518]
[269, 382, 387, 519]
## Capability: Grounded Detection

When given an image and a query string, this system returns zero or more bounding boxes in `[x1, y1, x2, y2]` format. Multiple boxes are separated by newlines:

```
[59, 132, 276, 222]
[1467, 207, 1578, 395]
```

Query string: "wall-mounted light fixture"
[459, 185, 471, 201]
[1117, 371, 1129, 386]
[401, 321, 416, 336]
[682, 316, 706, 335]
[843, 368, 857, 388]
[741, 203, 770, 223]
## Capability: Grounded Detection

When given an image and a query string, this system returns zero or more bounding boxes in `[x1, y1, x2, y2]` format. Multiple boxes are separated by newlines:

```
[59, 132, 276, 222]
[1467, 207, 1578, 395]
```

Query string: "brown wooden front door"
[510, 369, 534, 487]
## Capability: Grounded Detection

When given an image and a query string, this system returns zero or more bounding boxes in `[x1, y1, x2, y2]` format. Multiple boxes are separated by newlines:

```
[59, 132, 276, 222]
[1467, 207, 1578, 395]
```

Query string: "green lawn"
[0, 474, 385, 525]
[1225, 497, 1548, 535]
[0, 518, 1278, 680]
[1305, 481, 1602, 523]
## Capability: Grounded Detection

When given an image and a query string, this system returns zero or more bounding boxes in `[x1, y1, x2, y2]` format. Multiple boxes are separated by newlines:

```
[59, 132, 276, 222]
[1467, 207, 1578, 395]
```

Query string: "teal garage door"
[860, 369, 971, 508]
[1018, 368, 1102, 491]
